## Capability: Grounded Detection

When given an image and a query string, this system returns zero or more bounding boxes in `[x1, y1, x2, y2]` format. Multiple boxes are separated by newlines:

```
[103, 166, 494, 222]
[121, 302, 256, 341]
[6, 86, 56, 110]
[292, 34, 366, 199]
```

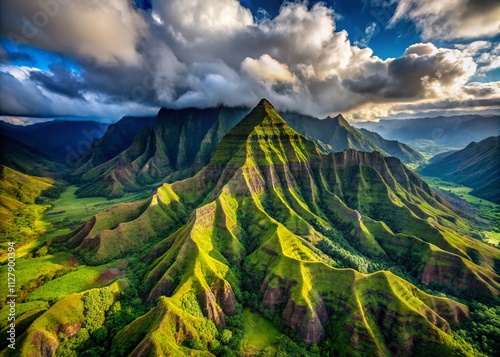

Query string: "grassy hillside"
[72, 107, 426, 200]
[42, 185, 151, 230]
[0, 166, 64, 246]
[35, 99, 499, 356]
[76, 115, 156, 169]
[421, 175, 500, 247]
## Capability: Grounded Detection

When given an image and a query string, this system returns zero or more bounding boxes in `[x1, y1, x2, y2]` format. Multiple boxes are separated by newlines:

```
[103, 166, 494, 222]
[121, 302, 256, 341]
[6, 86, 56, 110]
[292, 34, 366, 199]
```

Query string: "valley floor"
[421, 175, 500, 247]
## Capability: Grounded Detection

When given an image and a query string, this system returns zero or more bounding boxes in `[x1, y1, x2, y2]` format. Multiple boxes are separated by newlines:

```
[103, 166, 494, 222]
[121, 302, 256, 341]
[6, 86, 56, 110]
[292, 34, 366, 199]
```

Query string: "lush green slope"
[73, 108, 425, 200]
[0, 166, 64, 246]
[422, 136, 500, 203]
[283, 112, 424, 163]
[39, 99, 500, 356]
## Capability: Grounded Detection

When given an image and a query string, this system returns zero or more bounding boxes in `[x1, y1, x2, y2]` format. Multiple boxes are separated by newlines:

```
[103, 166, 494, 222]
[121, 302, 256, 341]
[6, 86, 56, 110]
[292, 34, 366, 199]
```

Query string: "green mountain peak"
[335, 113, 350, 127]
[230, 98, 287, 134]
[211, 99, 315, 166]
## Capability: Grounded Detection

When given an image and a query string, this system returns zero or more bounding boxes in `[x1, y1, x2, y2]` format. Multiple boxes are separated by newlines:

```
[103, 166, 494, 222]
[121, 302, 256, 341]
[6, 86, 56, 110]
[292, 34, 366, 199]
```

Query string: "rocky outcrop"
[53, 323, 82, 338]
[199, 290, 226, 328]
[282, 298, 328, 345]
[213, 280, 237, 316]
[421, 251, 499, 298]
[261, 279, 291, 308]
[74, 107, 249, 198]
[30, 331, 59, 357]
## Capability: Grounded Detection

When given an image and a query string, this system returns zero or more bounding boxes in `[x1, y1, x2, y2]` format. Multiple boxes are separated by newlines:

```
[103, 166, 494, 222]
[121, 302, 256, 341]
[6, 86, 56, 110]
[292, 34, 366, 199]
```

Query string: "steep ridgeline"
[358, 128, 424, 163]
[73, 107, 250, 198]
[42, 100, 500, 355]
[283, 112, 423, 163]
[0, 165, 62, 243]
[76, 115, 156, 170]
[422, 136, 500, 203]
[283, 112, 380, 152]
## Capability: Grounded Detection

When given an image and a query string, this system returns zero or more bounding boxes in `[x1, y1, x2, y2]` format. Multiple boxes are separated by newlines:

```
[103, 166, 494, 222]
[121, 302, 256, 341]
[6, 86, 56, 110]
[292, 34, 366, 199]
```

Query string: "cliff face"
[73, 106, 249, 198]
[53, 99, 499, 355]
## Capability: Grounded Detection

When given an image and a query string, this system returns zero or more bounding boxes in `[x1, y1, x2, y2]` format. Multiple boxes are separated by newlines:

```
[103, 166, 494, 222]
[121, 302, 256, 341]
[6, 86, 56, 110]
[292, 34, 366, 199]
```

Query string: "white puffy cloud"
[390, 0, 500, 40]
[455, 41, 492, 56]
[242, 54, 297, 85]
[151, 0, 253, 44]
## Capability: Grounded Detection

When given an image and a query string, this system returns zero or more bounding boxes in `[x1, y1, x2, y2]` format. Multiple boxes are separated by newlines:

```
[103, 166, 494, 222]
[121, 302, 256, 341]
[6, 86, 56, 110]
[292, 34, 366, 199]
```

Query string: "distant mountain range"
[0, 120, 109, 165]
[353, 115, 500, 149]
[41, 100, 498, 355]
[71, 108, 423, 198]
[422, 136, 500, 203]
[0, 128, 60, 178]
[282, 113, 423, 163]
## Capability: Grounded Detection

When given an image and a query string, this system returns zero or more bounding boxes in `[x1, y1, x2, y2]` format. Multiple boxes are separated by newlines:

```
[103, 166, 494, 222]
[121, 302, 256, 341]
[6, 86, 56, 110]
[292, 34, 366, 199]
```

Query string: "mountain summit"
[35, 100, 500, 355]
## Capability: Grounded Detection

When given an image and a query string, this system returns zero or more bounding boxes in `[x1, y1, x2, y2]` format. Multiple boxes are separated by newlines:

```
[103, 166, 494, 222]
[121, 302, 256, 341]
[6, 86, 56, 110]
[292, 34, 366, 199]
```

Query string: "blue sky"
[0, 0, 499, 123]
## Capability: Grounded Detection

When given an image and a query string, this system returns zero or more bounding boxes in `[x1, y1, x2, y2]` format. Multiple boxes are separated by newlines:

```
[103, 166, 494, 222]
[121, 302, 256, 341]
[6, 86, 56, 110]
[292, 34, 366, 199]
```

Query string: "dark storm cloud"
[0, 71, 53, 116]
[0, 0, 147, 66]
[29, 64, 86, 99]
[343, 43, 476, 100]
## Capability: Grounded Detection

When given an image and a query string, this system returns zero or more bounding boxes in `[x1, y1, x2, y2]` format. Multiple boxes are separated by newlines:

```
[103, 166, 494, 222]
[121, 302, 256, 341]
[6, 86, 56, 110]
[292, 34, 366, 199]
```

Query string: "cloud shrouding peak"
[0, 0, 499, 121]
[390, 0, 500, 40]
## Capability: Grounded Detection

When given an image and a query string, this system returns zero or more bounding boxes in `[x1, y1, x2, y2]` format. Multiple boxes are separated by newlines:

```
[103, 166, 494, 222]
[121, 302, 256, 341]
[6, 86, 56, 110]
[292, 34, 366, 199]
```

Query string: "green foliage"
[26, 265, 108, 303]
[220, 329, 233, 344]
[274, 335, 314, 356]
[9, 101, 500, 357]
[455, 301, 500, 356]
[82, 289, 115, 332]
[312, 218, 388, 273]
